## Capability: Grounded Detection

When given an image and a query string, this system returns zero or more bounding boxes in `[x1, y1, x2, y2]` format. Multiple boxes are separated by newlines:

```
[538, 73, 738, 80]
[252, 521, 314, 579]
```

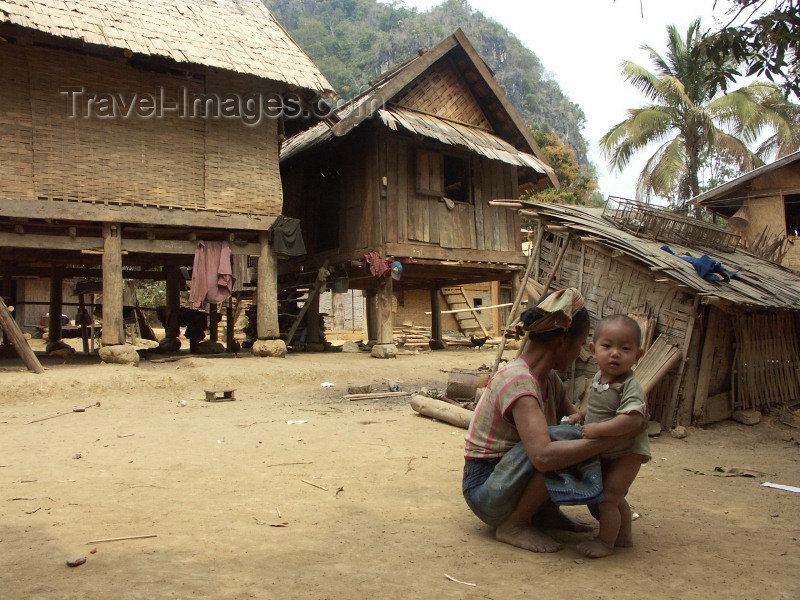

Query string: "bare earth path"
[1, 347, 798, 599]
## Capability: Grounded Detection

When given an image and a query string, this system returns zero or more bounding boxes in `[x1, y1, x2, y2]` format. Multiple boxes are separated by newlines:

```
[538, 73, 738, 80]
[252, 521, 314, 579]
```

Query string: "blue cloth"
[661, 245, 736, 282]
[544, 425, 604, 506]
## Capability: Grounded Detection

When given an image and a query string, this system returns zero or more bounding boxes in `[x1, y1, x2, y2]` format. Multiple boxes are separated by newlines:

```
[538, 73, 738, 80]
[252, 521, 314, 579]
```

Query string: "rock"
[670, 426, 687, 439]
[155, 337, 182, 353]
[66, 556, 87, 567]
[387, 380, 401, 392]
[732, 409, 761, 425]
[428, 339, 448, 350]
[193, 341, 225, 355]
[251, 339, 287, 358]
[46, 340, 76, 359]
[647, 421, 662, 437]
[98, 344, 140, 366]
[341, 341, 360, 353]
[370, 344, 397, 359]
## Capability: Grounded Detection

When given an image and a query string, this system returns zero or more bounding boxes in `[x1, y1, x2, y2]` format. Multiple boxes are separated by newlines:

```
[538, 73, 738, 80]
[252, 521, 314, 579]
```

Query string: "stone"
[341, 341, 360, 353]
[155, 337, 182, 353]
[251, 339, 287, 358]
[732, 409, 761, 425]
[98, 344, 140, 366]
[647, 421, 662, 437]
[370, 344, 397, 359]
[670, 426, 688, 439]
[193, 341, 225, 354]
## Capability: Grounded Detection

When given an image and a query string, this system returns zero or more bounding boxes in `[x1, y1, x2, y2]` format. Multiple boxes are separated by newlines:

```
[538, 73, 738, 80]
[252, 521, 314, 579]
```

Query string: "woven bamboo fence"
[731, 311, 800, 410]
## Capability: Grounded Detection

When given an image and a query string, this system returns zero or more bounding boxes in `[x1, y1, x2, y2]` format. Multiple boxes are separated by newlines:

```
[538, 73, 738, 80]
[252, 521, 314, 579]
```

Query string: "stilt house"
[0, 0, 331, 355]
[279, 29, 557, 348]
[518, 199, 800, 426]
[691, 151, 800, 271]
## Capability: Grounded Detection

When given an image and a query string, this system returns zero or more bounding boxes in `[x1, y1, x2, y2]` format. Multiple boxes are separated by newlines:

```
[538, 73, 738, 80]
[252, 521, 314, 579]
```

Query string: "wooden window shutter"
[416, 149, 444, 196]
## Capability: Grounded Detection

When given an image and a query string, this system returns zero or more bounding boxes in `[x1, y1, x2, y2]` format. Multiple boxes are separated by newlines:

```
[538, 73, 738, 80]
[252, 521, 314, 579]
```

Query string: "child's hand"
[581, 423, 601, 439]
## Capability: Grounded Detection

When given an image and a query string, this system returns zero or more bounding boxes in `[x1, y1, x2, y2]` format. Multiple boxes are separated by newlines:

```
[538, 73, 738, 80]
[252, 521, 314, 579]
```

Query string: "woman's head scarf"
[516, 287, 585, 336]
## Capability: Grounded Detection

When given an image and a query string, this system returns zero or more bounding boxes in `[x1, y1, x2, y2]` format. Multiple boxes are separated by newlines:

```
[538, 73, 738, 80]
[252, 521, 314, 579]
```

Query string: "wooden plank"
[0, 297, 44, 374]
[473, 158, 486, 251]
[0, 198, 274, 231]
[384, 242, 526, 265]
[397, 137, 408, 244]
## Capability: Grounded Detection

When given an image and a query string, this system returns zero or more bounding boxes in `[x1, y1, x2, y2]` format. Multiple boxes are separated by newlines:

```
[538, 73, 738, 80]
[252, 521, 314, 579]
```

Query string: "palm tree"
[600, 19, 800, 209]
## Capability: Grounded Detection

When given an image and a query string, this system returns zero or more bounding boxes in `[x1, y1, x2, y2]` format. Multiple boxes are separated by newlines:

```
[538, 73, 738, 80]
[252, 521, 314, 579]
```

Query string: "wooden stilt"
[257, 232, 279, 340]
[48, 267, 64, 343]
[430, 285, 443, 345]
[101, 223, 125, 346]
[376, 276, 393, 345]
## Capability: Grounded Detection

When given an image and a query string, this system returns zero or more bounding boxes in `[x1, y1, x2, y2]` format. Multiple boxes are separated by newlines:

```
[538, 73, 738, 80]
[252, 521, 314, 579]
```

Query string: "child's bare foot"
[496, 521, 562, 553]
[532, 502, 594, 532]
[615, 534, 633, 548]
[577, 538, 614, 558]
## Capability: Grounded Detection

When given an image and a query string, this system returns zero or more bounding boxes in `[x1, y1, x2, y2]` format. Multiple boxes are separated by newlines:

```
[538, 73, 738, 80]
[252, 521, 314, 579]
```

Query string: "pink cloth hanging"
[189, 241, 233, 308]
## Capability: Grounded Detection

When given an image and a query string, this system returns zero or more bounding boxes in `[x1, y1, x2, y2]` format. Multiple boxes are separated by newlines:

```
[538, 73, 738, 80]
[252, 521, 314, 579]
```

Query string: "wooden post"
[164, 266, 181, 339]
[692, 306, 725, 423]
[48, 267, 64, 342]
[430, 285, 443, 344]
[490, 280, 501, 336]
[0, 297, 43, 374]
[306, 292, 321, 345]
[209, 304, 219, 343]
[376, 277, 393, 345]
[226, 299, 235, 351]
[78, 294, 89, 353]
[365, 289, 378, 344]
[101, 223, 125, 346]
[257, 232, 279, 339]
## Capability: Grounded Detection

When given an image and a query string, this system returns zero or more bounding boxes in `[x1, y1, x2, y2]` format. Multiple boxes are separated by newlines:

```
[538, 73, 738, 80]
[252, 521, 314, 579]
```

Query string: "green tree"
[699, 0, 800, 100]
[525, 130, 602, 207]
[600, 19, 800, 210]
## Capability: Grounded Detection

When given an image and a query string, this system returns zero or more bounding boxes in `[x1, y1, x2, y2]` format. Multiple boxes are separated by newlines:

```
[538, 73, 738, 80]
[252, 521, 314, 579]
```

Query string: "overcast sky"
[400, 0, 730, 202]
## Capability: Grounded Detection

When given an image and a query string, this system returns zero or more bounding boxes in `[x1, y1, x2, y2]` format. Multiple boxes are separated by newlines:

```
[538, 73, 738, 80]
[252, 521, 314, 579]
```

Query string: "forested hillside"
[263, 0, 590, 165]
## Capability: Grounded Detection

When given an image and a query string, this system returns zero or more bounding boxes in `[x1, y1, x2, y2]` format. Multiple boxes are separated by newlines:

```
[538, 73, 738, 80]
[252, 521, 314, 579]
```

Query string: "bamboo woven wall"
[394, 58, 492, 130]
[0, 45, 282, 216]
[731, 311, 800, 410]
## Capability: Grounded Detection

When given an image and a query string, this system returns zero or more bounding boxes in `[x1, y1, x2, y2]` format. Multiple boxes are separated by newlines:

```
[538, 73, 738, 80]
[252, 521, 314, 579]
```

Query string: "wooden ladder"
[441, 287, 488, 337]
[282, 260, 329, 347]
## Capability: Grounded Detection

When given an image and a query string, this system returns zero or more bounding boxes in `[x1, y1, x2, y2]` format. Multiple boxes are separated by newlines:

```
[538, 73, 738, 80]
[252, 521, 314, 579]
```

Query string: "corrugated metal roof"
[0, 0, 332, 93]
[522, 202, 800, 311]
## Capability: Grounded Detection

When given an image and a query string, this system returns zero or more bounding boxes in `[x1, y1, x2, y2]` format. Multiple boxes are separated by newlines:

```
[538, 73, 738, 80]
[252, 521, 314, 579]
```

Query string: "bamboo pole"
[490, 224, 544, 377]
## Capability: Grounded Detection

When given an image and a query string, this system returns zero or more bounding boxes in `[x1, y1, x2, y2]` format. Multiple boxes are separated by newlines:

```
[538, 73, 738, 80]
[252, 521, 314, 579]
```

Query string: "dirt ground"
[1, 339, 799, 600]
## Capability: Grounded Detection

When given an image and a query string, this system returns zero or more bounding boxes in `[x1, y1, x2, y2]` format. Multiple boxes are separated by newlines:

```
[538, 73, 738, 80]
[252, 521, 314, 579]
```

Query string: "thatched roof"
[0, 0, 332, 93]
[280, 29, 556, 189]
[522, 201, 800, 311]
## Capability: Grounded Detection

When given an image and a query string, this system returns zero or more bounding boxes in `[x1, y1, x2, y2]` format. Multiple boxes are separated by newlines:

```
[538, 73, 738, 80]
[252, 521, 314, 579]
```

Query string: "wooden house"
[279, 29, 556, 349]
[515, 199, 800, 427]
[0, 0, 332, 358]
[691, 151, 800, 271]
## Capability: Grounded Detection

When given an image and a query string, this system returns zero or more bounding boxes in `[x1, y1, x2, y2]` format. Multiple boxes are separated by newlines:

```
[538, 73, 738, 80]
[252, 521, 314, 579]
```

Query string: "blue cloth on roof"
[661, 245, 736, 282]
[544, 425, 604, 506]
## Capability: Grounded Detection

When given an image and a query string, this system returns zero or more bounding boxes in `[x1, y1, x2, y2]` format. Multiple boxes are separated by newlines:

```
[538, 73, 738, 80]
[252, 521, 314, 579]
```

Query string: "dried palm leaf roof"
[521, 201, 800, 311]
[0, 0, 332, 93]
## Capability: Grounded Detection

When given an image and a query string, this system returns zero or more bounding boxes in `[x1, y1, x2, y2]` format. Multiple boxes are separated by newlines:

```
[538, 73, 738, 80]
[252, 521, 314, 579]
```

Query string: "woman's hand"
[568, 411, 583, 425]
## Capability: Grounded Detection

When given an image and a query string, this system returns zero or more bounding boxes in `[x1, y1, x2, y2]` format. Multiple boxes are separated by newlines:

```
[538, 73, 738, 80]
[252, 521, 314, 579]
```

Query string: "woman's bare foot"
[532, 502, 594, 533]
[577, 538, 614, 558]
[496, 521, 562, 553]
